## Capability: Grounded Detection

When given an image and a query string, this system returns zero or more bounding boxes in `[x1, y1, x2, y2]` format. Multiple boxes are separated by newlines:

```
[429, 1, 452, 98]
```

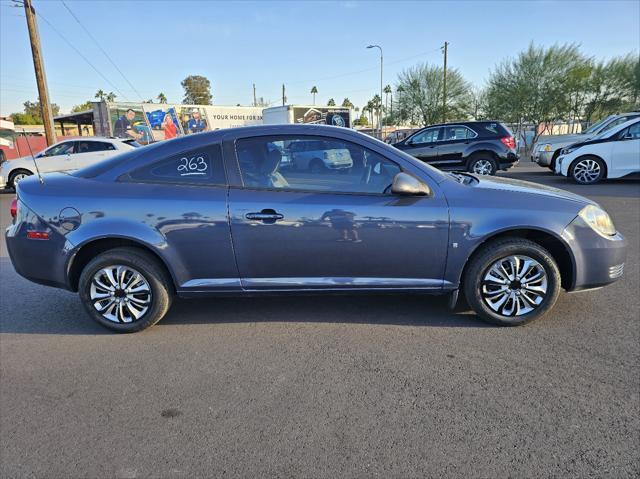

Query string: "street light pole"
[367, 44, 383, 139]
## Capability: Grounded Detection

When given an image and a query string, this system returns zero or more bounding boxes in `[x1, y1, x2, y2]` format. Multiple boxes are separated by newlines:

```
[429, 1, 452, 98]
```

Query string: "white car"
[555, 118, 640, 184]
[0, 137, 138, 189]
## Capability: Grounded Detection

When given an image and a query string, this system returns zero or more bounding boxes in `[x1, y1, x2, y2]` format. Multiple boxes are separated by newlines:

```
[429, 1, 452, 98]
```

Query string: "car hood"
[472, 174, 594, 205]
[535, 133, 588, 147]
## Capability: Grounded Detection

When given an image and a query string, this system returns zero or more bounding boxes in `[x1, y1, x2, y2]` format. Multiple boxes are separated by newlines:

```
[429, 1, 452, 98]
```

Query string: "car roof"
[416, 120, 504, 129]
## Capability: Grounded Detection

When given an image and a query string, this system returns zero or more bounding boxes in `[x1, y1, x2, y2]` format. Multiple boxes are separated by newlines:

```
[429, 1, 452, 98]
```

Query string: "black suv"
[393, 121, 518, 175]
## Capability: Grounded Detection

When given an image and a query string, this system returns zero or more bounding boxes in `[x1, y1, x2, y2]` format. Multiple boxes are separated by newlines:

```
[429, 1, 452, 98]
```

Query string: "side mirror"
[623, 133, 634, 140]
[390, 172, 431, 196]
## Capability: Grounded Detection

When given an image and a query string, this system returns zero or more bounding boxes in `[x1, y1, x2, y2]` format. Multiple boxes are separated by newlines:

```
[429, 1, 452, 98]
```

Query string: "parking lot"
[0, 162, 638, 478]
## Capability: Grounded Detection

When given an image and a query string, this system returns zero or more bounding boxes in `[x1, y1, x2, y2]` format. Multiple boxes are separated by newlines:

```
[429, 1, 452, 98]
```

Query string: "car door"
[610, 121, 640, 177]
[436, 125, 477, 169]
[37, 141, 77, 172]
[226, 133, 449, 291]
[74, 140, 116, 169]
[400, 127, 441, 163]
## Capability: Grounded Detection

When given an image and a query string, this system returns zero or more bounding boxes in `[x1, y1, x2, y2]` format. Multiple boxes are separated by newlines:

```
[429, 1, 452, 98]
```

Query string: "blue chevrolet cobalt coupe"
[6, 125, 626, 332]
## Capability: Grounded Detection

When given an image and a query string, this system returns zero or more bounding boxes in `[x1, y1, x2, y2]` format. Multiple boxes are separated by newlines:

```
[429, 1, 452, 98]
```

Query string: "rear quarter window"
[478, 122, 511, 137]
[126, 144, 225, 185]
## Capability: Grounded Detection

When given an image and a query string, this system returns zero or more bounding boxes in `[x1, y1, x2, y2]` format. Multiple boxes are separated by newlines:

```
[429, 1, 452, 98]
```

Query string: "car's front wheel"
[78, 247, 172, 333]
[468, 156, 497, 175]
[569, 155, 605, 184]
[463, 238, 561, 326]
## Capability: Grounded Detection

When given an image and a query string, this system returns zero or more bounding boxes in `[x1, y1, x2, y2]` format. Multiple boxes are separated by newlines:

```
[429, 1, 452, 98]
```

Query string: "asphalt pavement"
[0, 162, 638, 478]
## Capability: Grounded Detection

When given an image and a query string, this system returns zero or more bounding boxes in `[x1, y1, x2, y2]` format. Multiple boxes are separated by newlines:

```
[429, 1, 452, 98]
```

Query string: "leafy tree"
[484, 43, 585, 149]
[327, 98, 336, 106]
[71, 101, 93, 113]
[157, 92, 167, 104]
[310, 86, 318, 105]
[394, 63, 471, 126]
[181, 75, 213, 105]
[341, 98, 354, 108]
[11, 100, 60, 124]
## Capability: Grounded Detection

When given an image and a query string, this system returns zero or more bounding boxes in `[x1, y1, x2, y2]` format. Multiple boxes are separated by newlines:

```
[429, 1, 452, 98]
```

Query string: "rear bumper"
[498, 151, 519, 171]
[5, 203, 73, 291]
[562, 217, 627, 291]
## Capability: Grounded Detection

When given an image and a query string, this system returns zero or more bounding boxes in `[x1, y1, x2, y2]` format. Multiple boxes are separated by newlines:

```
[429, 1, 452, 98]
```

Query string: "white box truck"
[262, 105, 352, 128]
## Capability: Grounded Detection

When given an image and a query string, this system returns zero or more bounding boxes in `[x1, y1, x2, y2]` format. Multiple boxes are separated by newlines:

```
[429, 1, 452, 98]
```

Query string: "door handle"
[245, 209, 284, 222]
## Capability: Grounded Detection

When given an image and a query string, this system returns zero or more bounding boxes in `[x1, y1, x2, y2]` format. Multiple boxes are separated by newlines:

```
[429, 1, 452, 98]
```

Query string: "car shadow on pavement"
[0, 291, 491, 335]
[159, 294, 490, 329]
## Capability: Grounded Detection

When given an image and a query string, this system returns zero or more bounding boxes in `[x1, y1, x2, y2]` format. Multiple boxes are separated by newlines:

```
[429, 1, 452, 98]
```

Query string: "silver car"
[532, 112, 640, 169]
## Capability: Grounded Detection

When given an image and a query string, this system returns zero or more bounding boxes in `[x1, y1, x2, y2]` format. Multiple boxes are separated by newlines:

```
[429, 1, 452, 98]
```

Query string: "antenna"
[22, 129, 44, 185]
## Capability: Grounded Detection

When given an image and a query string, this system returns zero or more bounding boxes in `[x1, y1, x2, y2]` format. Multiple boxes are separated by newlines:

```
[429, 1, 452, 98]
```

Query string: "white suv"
[0, 137, 138, 189]
[289, 139, 354, 172]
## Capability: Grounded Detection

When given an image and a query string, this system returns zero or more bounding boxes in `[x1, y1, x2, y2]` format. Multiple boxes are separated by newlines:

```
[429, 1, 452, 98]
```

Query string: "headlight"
[542, 144, 552, 152]
[579, 205, 616, 237]
[561, 146, 579, 155]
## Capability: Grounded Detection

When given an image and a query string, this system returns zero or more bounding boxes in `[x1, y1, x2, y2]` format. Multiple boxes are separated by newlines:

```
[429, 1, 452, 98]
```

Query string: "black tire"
[78, 247, 172, 333]
[468, 156, 497, 176]
[569, 155, 605, 184]
[8, 169, 33, 189]
[310, 159, 325, 174]
[463, 238, 561, 326]
[548, 151, 560, 171]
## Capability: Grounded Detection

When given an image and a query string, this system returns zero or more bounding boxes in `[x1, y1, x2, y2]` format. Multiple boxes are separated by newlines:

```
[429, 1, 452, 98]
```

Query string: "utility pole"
[442, 41, 448, 124]
[253, 83, 257, 107]
[282, 84, 286, 106]
[23, 0, 56, 146]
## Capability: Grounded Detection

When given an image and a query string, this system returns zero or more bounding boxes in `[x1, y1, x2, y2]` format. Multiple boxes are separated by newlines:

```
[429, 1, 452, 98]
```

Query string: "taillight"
[10, 198, 17, 219]
[500, 136, 516, 149]
[26, 231, 49, 240]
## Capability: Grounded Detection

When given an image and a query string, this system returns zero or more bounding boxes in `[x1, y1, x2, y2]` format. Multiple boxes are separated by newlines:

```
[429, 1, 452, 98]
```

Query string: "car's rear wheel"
[78, 247, 172, 333]
[8, 169, 32, 189]
[468, 156, 497, 175]
[463, 238, 561, 326]
[569, 155, 605, 184]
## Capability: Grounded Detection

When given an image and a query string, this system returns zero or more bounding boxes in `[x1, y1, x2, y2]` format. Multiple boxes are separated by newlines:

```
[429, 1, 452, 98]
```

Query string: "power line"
[33, 8, 130, 101]
[60, 0, 144, 101]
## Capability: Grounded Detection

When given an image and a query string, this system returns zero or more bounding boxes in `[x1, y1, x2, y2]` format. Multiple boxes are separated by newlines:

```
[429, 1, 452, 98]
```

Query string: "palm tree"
[105, 91, 117, 102]
[342, 98, 354, 108]
[157, 92, 167, 104]
[327, 98, 336, 106]
[94, 89, 106, 101]
[310, 86, 318, 105]
[383, 85, 392, 125]
[366, 100, 374, 126]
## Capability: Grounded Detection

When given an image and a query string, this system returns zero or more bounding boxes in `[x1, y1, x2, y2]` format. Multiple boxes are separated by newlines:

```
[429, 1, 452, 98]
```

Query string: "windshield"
[582, 116, 612, 135]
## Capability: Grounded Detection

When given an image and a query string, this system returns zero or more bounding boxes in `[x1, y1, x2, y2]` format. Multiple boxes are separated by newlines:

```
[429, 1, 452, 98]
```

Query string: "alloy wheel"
[472, 159, 493, 175]
[12, 173, 29, 185]
[573, 159, 601, 183]
[481, 255, 548, 317]
[90, 265, 152, 323]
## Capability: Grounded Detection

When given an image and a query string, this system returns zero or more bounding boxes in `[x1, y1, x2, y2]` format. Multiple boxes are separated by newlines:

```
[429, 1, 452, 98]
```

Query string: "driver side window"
[236, 136, 402, 195]
[44, 142, 75, 157]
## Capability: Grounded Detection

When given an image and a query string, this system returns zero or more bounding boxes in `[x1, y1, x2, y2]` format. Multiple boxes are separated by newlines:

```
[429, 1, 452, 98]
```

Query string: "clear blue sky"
[1, 0, 638, 115]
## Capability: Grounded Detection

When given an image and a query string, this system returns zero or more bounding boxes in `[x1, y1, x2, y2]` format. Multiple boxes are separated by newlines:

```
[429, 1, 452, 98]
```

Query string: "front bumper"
[562, 216, 627, 291]
[532, 149, 553, 166]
